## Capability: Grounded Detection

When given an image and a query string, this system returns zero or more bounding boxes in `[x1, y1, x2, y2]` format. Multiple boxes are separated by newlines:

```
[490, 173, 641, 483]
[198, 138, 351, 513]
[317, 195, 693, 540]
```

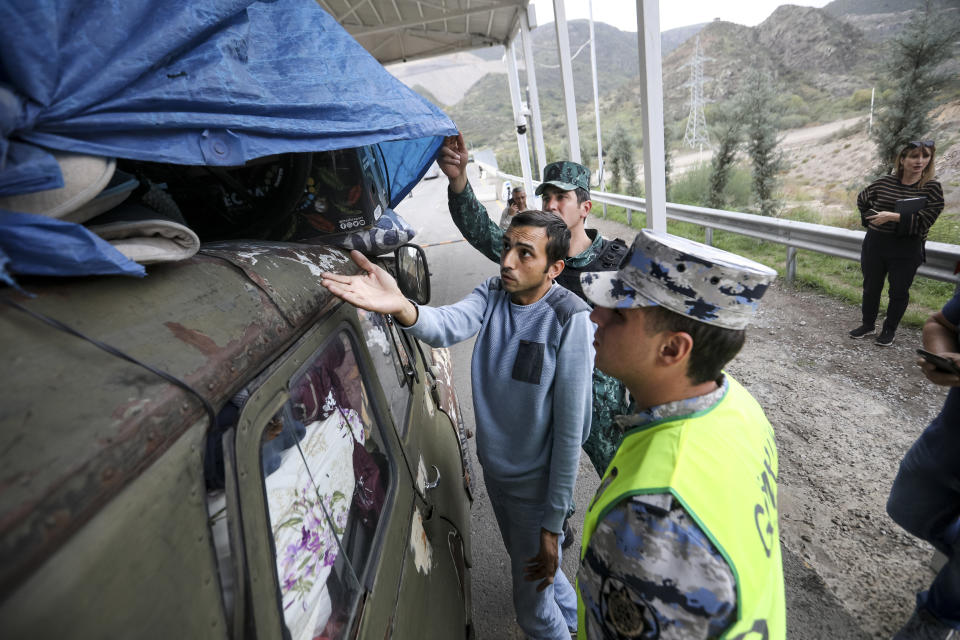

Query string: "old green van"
[0, 242, 474, 639]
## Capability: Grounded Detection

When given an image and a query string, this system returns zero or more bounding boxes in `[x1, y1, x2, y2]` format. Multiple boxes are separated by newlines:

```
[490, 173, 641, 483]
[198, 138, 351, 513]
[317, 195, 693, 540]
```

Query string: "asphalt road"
[395, 166, 600, 639]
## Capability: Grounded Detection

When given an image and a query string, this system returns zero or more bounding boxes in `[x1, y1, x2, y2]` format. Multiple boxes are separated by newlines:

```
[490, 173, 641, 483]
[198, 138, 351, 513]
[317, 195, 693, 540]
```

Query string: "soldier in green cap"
[437, 133, 630, 490]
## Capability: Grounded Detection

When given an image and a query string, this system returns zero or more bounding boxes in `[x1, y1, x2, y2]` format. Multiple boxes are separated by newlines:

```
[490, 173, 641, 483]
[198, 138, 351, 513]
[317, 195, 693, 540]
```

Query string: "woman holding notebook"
[849, 140, 944, 346]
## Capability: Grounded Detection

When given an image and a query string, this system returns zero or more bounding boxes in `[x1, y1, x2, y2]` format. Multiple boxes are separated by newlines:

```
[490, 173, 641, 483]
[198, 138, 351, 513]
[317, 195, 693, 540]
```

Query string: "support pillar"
[553, 0, 581, 163]
[636, 0, 666, 232]
[505, 37, 535, 201]
[520, 7, 546, 180]
[588, 0, 606, 217]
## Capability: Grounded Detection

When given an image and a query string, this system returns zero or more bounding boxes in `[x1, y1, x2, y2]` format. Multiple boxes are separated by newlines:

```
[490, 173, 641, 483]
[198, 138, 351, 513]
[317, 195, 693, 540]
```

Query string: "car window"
[356, 308, 412, 433]
[261, 331, 391, 640]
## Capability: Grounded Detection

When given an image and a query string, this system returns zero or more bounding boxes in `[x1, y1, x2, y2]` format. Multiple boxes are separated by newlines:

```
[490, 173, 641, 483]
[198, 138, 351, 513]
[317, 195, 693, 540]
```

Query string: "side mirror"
[395, 243, 431, 305]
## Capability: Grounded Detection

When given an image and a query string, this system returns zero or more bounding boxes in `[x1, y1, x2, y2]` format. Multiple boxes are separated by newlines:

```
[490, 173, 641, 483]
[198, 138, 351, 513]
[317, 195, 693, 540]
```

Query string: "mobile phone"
[916, 349, 960, 375]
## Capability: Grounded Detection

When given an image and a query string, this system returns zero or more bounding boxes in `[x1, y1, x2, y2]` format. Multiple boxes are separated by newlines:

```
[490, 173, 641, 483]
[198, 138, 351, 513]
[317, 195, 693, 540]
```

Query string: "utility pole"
[682, 35, 711, 163]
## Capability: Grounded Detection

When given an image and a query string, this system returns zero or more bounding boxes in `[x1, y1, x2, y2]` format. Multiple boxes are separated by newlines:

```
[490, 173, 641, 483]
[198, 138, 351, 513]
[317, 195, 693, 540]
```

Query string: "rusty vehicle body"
[0, 242, 473, 639]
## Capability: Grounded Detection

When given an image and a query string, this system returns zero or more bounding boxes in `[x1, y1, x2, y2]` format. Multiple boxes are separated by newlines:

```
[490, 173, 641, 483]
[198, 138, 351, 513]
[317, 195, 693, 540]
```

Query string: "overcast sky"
[531, 0, 833, 32]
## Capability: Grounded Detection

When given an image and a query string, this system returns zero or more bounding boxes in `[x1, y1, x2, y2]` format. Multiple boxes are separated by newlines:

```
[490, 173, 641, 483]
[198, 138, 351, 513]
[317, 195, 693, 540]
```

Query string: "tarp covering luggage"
[0, 0, 455, 281]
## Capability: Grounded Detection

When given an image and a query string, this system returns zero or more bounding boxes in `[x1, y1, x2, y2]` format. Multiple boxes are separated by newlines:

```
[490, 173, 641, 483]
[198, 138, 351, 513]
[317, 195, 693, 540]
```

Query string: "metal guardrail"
[485, 167, 960, 284]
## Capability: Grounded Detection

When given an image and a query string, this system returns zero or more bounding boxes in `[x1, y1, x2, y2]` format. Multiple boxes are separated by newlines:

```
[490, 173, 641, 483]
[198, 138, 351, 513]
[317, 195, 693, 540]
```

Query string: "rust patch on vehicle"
[164, 322, 220, 356]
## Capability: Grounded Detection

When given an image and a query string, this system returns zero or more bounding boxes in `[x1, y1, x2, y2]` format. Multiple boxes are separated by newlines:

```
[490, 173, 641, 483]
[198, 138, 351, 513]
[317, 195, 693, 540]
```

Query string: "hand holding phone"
[916, 349, 960, 375]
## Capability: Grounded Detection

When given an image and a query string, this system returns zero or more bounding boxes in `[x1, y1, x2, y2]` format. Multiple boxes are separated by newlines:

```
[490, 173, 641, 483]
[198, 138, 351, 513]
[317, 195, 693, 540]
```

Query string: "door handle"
[424, 464, 441, 491]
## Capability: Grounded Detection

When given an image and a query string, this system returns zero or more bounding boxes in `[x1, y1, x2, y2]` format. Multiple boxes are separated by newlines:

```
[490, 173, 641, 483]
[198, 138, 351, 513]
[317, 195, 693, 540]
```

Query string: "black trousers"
[860, 229, 923, 332]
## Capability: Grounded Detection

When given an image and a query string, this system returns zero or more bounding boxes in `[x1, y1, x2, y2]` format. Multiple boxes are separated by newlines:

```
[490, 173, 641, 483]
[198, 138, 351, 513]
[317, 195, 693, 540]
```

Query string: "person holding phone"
[849, 140, 944, 346]
[499, 186, 527, 230]
[886, 291, 960, 640]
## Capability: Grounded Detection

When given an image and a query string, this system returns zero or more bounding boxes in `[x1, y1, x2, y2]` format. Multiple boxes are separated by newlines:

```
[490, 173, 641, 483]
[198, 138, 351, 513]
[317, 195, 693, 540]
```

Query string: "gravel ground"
[590, 215, 952, 639]
[737, 283, 948, 639]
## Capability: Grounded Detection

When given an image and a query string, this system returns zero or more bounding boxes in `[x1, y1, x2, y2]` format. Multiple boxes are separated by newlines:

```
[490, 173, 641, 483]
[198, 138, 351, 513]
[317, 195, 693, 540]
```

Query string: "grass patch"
[928, 214, 960, 245]
[781, 206, 821, 223]
[592, 208, 958, 327]
[668, 163, 753, 210]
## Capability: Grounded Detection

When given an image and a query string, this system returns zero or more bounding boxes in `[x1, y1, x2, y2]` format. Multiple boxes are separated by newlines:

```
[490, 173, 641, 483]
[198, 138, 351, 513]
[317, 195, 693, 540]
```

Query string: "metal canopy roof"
[322, 0, 529, 64]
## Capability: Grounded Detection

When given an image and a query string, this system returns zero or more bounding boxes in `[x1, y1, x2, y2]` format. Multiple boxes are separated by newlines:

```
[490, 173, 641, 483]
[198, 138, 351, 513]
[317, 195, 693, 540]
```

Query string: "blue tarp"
[0, 212, 146, 283]
[0, 0, 456, 280]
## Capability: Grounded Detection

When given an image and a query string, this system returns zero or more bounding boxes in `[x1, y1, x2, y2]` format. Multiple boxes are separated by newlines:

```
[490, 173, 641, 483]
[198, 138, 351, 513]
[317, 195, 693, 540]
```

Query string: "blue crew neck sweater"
[405, 277, 594, 533]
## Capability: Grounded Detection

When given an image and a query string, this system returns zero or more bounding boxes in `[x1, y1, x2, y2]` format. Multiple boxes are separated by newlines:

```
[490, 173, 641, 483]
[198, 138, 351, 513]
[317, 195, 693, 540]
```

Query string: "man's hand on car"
[322, 250, 418, 326]
[439, 133, 469, 194]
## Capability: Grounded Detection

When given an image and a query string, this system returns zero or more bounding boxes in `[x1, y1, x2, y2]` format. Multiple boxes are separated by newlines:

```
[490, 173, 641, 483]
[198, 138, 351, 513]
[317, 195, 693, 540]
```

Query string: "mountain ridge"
[437, 2, 958, 159]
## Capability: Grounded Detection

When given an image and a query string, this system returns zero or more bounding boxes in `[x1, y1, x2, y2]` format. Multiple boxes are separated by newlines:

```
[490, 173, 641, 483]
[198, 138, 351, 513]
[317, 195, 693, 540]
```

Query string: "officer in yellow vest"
[575, 229, 786, 639]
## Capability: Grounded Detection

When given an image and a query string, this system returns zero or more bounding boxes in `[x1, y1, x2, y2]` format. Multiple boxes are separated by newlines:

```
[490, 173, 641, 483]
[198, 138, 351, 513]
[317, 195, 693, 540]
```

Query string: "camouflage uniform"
[577, 381, 737, 640]
[448, 180, 630, 476]
[577, 229, 782, 639]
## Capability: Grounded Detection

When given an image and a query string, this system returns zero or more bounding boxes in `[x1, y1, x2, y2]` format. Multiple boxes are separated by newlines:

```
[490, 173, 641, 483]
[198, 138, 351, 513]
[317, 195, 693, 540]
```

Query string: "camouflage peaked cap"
[534, 161, 591, 196]
[580, 229, 777, 330]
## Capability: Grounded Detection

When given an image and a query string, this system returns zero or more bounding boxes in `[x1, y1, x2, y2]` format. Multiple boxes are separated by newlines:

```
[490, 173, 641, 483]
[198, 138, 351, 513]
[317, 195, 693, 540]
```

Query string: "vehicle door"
[354, 307, 473, 637]
[226, 306, 467, 638]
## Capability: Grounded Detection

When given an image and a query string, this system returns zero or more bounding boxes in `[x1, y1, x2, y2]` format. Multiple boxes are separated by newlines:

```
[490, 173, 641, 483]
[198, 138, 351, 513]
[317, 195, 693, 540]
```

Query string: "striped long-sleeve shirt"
[856, 174, 944, 242]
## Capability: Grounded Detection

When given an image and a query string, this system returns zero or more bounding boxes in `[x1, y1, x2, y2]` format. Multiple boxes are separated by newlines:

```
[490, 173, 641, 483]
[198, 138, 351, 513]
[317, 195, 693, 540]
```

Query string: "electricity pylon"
[682, 35, 711, 159]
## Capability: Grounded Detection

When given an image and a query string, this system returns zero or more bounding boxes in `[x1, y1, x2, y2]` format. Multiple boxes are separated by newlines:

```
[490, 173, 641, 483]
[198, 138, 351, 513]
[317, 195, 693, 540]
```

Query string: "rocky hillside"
[436, 2, 959, 159]
[658, 6, 883, 122]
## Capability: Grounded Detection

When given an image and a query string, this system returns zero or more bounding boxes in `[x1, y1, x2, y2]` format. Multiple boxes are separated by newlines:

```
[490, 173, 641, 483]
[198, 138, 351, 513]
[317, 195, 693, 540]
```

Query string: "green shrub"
[668, 164, 712, 206]
[781, 114, 811, 130]
[848, 88, 873, 110]
[781, 206, 820, 223]
[670, 163, 753, 210]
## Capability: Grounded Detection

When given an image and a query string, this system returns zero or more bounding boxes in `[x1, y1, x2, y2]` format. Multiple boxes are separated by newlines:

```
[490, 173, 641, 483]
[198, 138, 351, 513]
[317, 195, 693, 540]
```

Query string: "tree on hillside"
[609, 126, 639, 196]
[742, 68, 784, 216]
[545, 144, 563, 166]
[707, 102, 743, 210]
[871, 1, 959, 176]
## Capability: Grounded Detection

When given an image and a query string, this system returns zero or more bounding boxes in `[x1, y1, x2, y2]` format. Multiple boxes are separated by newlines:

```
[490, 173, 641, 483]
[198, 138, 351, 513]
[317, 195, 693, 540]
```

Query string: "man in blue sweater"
[322, 210, 594, 639]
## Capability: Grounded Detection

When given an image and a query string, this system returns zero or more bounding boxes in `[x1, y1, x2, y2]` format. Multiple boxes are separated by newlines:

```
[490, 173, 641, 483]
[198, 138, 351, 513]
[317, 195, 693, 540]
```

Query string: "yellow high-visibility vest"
[578, 376, 786, 639]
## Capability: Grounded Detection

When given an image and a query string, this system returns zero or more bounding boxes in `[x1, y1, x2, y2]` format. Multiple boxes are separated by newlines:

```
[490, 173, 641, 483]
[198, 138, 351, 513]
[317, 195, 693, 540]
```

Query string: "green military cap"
[535, 161, 591, 196]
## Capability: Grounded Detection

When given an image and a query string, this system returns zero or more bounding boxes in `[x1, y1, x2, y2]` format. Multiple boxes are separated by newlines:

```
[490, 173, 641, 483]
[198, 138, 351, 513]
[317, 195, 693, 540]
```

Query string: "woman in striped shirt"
[849, 140, 944, 346]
